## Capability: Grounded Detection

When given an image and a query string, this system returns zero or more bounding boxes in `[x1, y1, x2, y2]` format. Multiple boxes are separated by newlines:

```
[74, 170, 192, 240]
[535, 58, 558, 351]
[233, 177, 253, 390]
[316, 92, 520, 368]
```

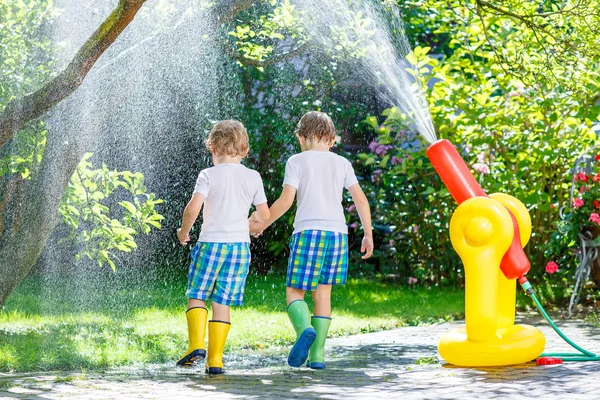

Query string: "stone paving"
[2, 314, 600, 399]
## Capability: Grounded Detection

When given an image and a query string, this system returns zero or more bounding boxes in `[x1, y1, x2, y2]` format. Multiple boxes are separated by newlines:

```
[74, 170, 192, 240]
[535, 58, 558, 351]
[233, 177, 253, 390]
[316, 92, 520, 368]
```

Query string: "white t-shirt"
[283, 151, 358, 234]
[194, 163, 267, 243]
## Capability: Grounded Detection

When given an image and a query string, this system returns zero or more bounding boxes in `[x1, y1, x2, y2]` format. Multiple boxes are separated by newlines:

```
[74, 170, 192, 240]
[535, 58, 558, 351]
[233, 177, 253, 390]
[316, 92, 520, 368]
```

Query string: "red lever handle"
[426, 139, 530, 279]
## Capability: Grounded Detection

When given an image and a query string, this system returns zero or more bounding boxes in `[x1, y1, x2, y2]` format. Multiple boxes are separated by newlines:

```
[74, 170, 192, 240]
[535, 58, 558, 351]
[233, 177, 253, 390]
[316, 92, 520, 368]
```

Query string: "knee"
[312, 292, 330, 304]
[286, 287, 306, 302]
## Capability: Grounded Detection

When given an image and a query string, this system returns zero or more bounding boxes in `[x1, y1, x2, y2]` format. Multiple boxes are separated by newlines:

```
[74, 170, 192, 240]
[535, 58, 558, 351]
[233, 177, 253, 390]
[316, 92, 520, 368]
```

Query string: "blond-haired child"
[177, 120, 270, 374]
[250, 111, 373, 369]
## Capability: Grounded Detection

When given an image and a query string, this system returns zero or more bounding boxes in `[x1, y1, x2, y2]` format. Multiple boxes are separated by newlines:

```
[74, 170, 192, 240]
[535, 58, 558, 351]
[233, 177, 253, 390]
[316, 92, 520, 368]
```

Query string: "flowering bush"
[347, 111, 462, 285]
[545, 157, 600, 284]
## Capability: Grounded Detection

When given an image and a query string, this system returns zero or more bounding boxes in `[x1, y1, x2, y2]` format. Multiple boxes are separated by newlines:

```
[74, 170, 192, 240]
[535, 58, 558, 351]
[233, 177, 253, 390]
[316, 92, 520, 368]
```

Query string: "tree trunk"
[0, 0, 264, 306]
[0, 0, 149, 306]
[0, 135, 83, 305]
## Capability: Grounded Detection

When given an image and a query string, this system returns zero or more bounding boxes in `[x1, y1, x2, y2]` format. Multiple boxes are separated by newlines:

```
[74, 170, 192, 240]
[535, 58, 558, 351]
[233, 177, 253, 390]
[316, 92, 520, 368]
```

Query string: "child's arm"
[250, 185, 296, 235]
[177, 193, 205, 245]
[253, 203, 270, 222]
[348, 184, 374, 259]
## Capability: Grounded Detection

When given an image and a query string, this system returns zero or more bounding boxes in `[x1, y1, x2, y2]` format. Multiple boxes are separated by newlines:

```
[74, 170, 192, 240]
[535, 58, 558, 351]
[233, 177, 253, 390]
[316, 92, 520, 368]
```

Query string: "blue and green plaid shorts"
[186, 242, 251, 306]
[286, 230, 349, 291]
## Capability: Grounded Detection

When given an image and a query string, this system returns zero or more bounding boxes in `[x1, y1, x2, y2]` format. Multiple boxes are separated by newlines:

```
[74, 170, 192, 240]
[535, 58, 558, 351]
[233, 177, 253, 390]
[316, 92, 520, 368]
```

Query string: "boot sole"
[288, 328, 316, 367]
[205, 367, 224, 374]
[307, 362, 326, 369]
[176, 349, 206, 367]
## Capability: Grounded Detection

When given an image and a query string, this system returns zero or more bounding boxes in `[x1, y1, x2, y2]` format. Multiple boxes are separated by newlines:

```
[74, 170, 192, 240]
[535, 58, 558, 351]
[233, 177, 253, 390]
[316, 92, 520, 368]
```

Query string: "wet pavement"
[2, 314, 600, 399]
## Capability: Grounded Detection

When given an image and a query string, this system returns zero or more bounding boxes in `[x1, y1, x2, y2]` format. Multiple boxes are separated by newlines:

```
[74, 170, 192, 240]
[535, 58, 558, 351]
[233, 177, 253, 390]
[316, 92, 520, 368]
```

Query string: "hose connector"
[518, 276, 534, 296]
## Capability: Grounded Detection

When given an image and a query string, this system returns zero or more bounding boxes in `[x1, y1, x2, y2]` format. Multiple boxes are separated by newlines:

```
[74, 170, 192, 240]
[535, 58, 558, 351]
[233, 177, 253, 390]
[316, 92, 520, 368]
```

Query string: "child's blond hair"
[205, 120, 249, 157]
[295, 111, 336, 143]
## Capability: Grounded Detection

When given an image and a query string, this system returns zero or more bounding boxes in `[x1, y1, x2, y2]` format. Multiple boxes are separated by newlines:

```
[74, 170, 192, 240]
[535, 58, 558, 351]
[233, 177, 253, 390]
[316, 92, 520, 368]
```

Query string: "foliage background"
[1, 0, 600, 303]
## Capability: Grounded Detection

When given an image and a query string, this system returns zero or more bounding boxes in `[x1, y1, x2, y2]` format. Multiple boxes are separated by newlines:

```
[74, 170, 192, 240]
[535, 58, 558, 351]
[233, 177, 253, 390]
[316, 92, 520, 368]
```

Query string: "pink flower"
[593, 174, 600, 182]
[472, 163, 490, 174]
[389, 240, 395, 247]
[590, 213, 600, 225]
[573, 198, 584, 208]
[408, 277, 418, 285]
[413, 225, 419, 234]
[349, 222, 358, 230]
[575, 172, 588, 183]
[545, 261, 559, 275]
[425, 210, 432, 216]
[346, 204, 356, 213]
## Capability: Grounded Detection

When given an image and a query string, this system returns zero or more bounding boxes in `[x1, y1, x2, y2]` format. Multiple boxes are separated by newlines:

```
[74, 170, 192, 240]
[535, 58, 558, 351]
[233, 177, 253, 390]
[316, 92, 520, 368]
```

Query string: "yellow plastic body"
[438, 195, 545, 366]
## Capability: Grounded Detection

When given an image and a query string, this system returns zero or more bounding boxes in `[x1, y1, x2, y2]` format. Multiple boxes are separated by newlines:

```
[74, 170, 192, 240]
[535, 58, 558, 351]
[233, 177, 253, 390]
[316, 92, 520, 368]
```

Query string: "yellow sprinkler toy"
[427, 139, 545, 366]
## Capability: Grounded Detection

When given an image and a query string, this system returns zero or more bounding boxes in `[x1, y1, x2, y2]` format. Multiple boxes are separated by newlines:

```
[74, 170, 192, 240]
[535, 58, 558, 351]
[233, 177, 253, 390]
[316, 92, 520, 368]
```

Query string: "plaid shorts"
[186, 242, 251, 306]
[287, 230, 349, 291]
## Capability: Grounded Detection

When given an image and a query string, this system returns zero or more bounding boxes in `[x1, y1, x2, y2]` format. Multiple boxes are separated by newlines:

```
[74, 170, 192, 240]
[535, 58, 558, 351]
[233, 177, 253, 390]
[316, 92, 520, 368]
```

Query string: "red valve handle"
[426, 139, 530, 279]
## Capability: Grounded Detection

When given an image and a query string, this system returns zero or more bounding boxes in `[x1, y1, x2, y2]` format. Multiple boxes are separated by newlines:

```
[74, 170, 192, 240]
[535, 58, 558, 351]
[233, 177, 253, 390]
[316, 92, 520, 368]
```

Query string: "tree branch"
[475, 0, 561, 43]
[0, 0, 148, 149]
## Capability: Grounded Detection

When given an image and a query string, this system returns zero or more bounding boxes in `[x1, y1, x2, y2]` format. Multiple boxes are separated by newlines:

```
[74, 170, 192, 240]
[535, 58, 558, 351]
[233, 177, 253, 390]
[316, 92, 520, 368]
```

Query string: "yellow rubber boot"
[176, 307, 208, 367]
[206, 320, 231, 374]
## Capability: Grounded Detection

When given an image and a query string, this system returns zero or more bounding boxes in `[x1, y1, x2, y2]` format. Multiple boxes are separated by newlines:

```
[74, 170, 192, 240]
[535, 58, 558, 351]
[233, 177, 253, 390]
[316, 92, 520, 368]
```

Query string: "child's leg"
[188, 298, 206, 309]
[205, 242, 250, 374]
[312, 284, 332, 317]
[177, 298, 209, 366]
[211, 302, 231, 322]
[307, 231, 347, 370]
[177, 243, 212, 367]
[308, 284, 333, 369]
[286, 231, 324, 367]
[286, 286, 306, 305]
[206, 302, 231, 375]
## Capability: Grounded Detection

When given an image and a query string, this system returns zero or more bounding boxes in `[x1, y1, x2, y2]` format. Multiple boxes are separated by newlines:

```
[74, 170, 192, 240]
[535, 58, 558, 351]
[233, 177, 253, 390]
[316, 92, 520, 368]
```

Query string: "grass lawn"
[0, 270, 464, 372]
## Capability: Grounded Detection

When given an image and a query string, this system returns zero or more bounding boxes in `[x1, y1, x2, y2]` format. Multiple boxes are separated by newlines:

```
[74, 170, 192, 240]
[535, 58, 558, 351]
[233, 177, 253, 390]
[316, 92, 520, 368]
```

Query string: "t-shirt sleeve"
[283, 158, 300, 189]
[193, 170, 210, 197]
[254, 173, 268, 205]
[344, 161, 359, 189]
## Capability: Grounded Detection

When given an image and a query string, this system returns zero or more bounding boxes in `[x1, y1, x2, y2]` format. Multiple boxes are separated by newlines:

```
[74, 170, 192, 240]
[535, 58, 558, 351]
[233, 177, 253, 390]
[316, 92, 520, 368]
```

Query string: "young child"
[176, 120, 270, 374]
[249, 111, 373, 369]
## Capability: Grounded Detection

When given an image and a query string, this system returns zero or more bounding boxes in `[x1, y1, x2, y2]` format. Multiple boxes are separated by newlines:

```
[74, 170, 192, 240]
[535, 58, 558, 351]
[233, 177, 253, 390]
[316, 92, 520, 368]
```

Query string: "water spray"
[427, 139, 599, 365]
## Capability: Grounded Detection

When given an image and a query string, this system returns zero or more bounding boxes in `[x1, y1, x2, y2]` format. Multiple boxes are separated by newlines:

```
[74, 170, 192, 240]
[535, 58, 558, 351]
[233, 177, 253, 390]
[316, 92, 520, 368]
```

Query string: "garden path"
[2, 313, 600, 399]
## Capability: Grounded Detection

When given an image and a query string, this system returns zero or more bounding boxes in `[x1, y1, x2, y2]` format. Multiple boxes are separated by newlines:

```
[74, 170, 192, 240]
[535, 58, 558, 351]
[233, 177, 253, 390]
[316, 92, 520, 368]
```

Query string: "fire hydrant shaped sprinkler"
[427, 139, 546, 366]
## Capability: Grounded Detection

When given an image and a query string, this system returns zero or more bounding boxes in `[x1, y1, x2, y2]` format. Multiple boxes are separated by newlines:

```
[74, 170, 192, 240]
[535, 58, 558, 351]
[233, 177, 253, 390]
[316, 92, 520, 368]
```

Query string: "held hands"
[361, 235, 374, 259]
[249, 212, 268, 237]
[177, 228, 190, 245]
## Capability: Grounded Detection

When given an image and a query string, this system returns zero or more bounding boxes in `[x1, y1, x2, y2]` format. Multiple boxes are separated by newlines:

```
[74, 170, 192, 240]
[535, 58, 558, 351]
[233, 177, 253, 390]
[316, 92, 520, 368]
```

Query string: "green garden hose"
[520, 280, 600, 362]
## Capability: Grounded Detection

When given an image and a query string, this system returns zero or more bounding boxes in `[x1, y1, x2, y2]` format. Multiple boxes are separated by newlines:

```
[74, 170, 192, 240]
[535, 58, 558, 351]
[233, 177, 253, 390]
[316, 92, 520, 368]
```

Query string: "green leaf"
[119, 201, 137, 215]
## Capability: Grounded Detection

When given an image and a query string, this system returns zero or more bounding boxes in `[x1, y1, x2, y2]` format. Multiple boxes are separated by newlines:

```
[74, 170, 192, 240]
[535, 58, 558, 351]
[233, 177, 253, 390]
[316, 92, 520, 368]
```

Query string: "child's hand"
[177, 228, 190, 245]
[249, 219, 268, 237]
[361, 235, 374, 259]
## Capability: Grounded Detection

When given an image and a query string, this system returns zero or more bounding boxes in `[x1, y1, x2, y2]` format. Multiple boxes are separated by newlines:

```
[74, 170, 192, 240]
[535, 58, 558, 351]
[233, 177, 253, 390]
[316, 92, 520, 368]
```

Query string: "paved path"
[2, 314, 600, 399]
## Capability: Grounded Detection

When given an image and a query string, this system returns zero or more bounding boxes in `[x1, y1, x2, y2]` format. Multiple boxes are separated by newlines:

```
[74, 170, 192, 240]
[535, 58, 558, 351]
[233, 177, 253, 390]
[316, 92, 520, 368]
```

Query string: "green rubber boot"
[307, 316, 331, 369]
[287, 300, 316, 367]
